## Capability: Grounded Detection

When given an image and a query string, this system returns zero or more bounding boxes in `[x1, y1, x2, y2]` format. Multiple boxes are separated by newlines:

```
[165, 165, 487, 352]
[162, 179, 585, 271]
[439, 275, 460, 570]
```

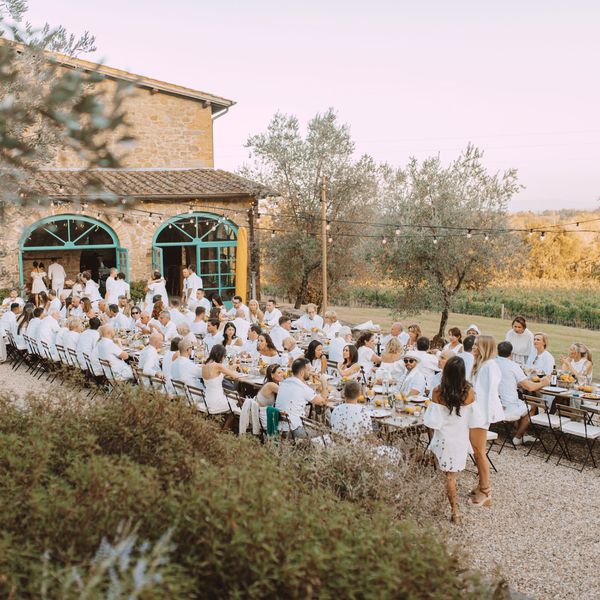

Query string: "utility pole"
[321, 176, 328, 314]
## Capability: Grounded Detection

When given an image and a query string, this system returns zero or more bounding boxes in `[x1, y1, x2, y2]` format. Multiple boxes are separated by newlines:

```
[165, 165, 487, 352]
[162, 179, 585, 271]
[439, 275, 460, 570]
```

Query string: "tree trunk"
[433, 307, 449, 347]
[294, 270, 309, 309]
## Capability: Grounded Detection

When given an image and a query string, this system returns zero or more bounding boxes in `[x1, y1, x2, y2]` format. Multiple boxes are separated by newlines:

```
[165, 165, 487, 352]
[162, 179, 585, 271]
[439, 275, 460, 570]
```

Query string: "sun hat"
[466, 324, 480, 335]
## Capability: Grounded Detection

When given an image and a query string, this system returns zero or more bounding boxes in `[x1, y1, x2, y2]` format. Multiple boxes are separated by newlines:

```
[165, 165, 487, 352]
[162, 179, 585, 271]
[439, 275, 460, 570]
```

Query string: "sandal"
[468, 487, 492, 508]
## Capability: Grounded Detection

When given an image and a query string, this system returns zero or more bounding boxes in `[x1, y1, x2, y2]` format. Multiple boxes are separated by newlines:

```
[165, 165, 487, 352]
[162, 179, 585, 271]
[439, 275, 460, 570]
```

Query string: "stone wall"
[51, 78, 215, 169]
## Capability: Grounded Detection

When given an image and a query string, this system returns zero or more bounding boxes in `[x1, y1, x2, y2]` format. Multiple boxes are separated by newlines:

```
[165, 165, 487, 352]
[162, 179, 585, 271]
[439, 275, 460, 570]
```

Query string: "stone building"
[0, 52, 268, 302]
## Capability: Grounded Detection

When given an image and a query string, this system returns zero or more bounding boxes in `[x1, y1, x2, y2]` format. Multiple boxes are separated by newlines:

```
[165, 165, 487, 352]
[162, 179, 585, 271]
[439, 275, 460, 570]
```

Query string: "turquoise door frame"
[19, 214, 122, 290]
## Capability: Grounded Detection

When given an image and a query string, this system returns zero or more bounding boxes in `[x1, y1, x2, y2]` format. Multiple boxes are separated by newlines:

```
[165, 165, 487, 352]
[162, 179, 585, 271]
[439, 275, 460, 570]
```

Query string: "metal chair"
[556, 404, 600, 471]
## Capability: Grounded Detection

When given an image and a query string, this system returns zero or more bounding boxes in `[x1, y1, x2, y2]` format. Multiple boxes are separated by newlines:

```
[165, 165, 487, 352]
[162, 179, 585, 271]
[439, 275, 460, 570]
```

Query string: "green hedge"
[0, 389, 493, 599]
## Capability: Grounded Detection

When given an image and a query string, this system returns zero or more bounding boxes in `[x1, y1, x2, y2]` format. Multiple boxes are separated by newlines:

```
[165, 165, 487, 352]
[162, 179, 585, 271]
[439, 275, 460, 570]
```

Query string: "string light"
[467, 229, 472, 238]
[540, 231, 546, 241]
[328, 236, 333, 243]
[433, 236, 438, 245]
[484, 233, 489, 242]
[395, 228, 401, 236]
[271, 230, 275, 238]
[382, 237, 387, 245]
[326, 221, 331, 232]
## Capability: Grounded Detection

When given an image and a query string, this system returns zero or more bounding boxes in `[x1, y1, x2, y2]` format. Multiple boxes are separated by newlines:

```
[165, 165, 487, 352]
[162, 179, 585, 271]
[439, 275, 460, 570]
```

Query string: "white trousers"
[52, 280, 65, 294]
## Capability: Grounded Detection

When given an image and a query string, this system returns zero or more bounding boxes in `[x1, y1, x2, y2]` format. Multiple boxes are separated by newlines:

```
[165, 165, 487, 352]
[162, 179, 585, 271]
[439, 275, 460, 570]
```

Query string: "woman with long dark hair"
[443, 327, 463, 354]
[202, 344, 243, 416]
[15, 303, 35, 350]
[222, 321, 243, 350]
[305, 339, 327, 374]
[355, 331, 381, 372]
[424, 355, 475, 524]
[337, 344, 361, 379]
[257, 333, 279, 364]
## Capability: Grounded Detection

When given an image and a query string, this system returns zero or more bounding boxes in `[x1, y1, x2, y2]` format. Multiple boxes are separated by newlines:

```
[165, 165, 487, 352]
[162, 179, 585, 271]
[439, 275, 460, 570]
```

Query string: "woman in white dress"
[469, 335, 504, 508]
[337, 344, 362, 380]
[145, 271, 169, 310]
[356, 332, 381, 373]
[248, 299, 264, 326]
[202, 344, 243, 423]
[560, 343, 593, 381]
[442, 327, 463, 355]
[30, 261, 48, 306]
[71, 274, 85, 298]
[379, 338, 406, 378]
[305, 340, 327, 374]
[425, 355, 475, 523]
[405, 324, 421, 352]
[257, 333, 280, 365]
[256, 364, 284, 428]
[505, 316, 534, 366]
[525, 332, 554, 375]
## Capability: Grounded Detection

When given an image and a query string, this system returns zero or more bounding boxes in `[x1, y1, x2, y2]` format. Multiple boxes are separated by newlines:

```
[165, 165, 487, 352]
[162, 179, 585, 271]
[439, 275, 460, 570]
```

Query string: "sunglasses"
[131, 311, 140, 315]
[403, 358, 416, 364]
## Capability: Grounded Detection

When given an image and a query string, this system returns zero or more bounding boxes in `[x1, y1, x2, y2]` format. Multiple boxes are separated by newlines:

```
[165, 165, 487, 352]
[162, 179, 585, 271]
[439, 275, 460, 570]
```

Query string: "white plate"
[369, 409, 392, 418]
[542, 386, 569, 393]
[410, 396, 427, 403]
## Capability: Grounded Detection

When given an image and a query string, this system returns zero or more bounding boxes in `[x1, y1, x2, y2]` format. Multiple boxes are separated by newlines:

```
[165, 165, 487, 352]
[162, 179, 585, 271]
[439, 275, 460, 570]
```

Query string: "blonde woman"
[560, 343, 593, 380]
[525, 333, 554, 375]
[380, 337, 405, 377]
[248, 299, 264, 325]
[469, 335, 504, 508]
[405, 324, 421, 351]
[322, 310, 342, 338]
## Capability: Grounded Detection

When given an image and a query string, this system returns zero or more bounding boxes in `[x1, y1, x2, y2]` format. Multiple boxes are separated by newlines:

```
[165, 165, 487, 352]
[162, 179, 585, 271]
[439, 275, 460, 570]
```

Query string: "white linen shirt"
[294, 314, 324, 331]
[139, 345, 161, 377]
[76, 328, 100, 369]
[275, 376, 316, 431]
[264, 308, 282, 328]
[171, 356, 203, 387]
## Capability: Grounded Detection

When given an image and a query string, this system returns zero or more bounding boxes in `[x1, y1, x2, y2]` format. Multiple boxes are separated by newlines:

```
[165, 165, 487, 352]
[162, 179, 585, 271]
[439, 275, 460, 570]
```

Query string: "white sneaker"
[522, 435, 536, 444]
[512, 436, 524, 446]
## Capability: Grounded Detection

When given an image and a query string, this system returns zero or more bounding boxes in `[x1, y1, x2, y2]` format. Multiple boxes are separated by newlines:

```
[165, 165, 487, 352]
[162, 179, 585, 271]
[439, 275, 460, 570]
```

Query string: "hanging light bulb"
[382, 237, 387, 245]
[528, 229, 533, 236]
[271, 230, 275, 238]
[433, 236, 438, 245]
[484, 233, 489, 242]
[168, 224, 173, 229]
[395, 228, 401, 236]
[540, 231, 546, 241]
[576, 222, 580, 228]
[467, 229, 472, 238]
[328, 236, 333, 243]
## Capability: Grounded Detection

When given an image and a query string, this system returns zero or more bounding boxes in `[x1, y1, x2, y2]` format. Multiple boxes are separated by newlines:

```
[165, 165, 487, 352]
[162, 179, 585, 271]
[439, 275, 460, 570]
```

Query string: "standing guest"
[2, 290, 25, 307]
[414, 336, 439, 388]
[356, 332, 382, 372]
[405, 324, 422, 351]
[104, 268, 118, 302]
[443, 327, 463, 354]
[108, 304, 130, 330]
[466, 324, 481, 337]
[305, 339, 327, 374]
[330, 380, 373, 439]
[525, 333, 554, 375]
[105, 272, 129, 305]
[257, 333, 280, 364]
[248, 299, 264, 326]
[82, 271, 102, 303]
[380, 337, 406, 376]
[227, 295, 250, 321]
[182, 265, 203, 306]
[190, 307, 208, 336]
[1, 302, 21, 339]
[329, 326, 353, 364]
[232, 309, 251, 341]
[322, 310, 342, 338]
[204, 319, 224, 353]
[294, 303, 324, 331]
[263, 299, 282, 328]
[96, 325, 133, 381]
[145, 271, 169, 309]
[381, 322, 410, 348]
[457, 335, 476, 382]
[497, 341, 551, 445]
[30, 261, 48, 306]
[36, 310, 61, 361]
[71, 274, 85, 298]
[47, 257, 67, 294]
[241, 324, 262, 357]
[424, 356, 476, 524]
[337, 344, 361, 379]
[171, 339, 203, 386]
[398, 352, 427, 397]
[560, 343, 593, 380]
[469, 335, 504, 508]
[139, 332, 164, 378]
[222, 321, 243, 351]
[275, 358, 327, 437]
[505, 316, 534, 366]
[202, 344, 243, 416]
[269, 316, 293, 352]
[189, 288, 211, 314]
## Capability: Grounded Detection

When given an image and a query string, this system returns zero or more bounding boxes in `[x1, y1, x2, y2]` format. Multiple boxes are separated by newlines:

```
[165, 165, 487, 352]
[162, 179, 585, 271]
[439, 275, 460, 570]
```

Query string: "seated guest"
[161, 336, 182, 384]
[59, 293, 71, 319]
[204, 319, 224, 353]
[47, 290, 62, 314]
[15, 304, 34, 350]
[275, 358, 327, 437]
[414, 336, 439, 388]
[443, 327, 463, 354]
[27, 307, 44, 342]
[82, 271, 102, 303]
[380, 338, 405, 376]
[129, 305, 142, 330]
[153, 310, 178, 342]
[189, 287, 211, 314]
[211, 295, 228, 320]
[232, 309, 250, 341]
[269, 316, 293, 352]
[36, 310, 61, 361]
[337, 344, 362, 379]
[356, 332, 382, 372]
[223, 321, 244, 351]
[108, 304, 130, 330]
[294, 303, 324, 331]
[257, 333, 280, 364]
[428, 349, 454, 397]
[330, 380, 373, 439]
[405, 324, 422, 351]
[138, 331, 164, 377]
[505, 316, 534, 366]
[257, 364, 283, 409]
[381, 322, 410, 348]
[63, 317, 84, 360]
[305, 339, 327, 374]
[525, 332, 554, 375]
[282, 336, 304, 364]
[0, 302, 21, 339]
[190, 306, 208, 336]
[263, 299, 282, 328]
[202, 344, 243, 415]
[96, 325, 133, 381]
[466, 324, 480, 337]
[69, 296, 84, 317]
[176, 322, 197, 347]
[117, 295, 129, 314]
[241, 324, 261, 357]
[227, 295, 250, 321]
[248, 299, 264, 326]
[169, 298, 189, 327]
[2, 289, 24, 307]
[496, 341, 550, 446]
[135, 311, 153, 334]
[81, 297, 95, 320]
[398, 352, 426, 397]
[560, 343, 593, 380]
[76, 316, 101, 370]
[171, 339, 203, 386]
[457, 335, 476, 382]
[54, 317, 69, 351]
[328, 326, 353, 364]
[322, 310, 342, 338]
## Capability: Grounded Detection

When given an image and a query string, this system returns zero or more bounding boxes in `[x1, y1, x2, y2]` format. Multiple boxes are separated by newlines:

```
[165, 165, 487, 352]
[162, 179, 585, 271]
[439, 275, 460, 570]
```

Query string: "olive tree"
[374, 145, 521, 341]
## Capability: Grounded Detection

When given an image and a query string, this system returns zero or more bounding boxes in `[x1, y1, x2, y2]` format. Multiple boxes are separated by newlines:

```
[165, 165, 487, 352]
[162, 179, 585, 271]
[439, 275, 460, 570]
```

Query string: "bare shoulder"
[463, 386, 475, 406]
[431, 387, 443, 404]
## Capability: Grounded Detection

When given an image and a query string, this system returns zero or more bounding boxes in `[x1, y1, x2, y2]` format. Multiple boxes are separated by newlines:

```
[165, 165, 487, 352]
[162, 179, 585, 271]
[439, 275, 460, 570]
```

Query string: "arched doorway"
[152, 212, 237, 301]
[19, 214, 127, 295]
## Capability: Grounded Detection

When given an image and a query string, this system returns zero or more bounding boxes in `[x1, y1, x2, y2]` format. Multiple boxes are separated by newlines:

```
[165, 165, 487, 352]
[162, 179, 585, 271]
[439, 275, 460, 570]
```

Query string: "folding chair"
[150, 375, 168, 395]
[171, 379, 188, 401]
[132, 365, 152, 388]
[491, 413, 520, 453]
[39, 341, 60, 383]
[326, 359, 339, 377]
[186, 384, 208, 413]
[522, 395, 551, 457]
[556, 405, 600, 471]
[6, 332, 26, 371]
[300, 415, 333, 447]
[67, 348, 79, 370]
[55, 343, 68, 366]
[99, 358, 126, 397]
[83, 352, 104, 400]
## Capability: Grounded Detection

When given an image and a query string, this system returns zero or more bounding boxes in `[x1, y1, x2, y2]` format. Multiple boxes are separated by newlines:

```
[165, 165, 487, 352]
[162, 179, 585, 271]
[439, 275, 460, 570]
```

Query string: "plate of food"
[369, 408, 392, 418]
[582, 393, 600, 401]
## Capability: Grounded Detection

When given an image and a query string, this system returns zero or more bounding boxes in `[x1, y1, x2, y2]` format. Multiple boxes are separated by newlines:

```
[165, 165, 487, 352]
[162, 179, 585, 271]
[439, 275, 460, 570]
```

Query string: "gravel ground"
[1, 361, 599, 599]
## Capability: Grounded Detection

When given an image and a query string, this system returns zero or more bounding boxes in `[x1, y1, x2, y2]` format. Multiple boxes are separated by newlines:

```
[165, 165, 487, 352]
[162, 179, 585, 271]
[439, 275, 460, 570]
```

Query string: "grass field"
[283, 303, 600, 370]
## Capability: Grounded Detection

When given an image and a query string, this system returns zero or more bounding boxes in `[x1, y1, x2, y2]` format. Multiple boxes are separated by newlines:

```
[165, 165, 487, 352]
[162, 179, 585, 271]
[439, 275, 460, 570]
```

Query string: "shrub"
[129, 280, 147, 304]
[0, 389, 494, 599]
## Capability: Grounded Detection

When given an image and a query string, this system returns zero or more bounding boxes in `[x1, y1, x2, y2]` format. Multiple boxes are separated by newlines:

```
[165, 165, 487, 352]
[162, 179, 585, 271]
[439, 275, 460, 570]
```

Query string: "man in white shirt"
[171, 339, 203, 386]
[183, 266, 203, 306]
[106, 272, 130, 306]
[275, 358, 326, 437]
[413, 336, 439, 389]
[190, 307, 208, 336]
[69, 296, 84, 317]
[381, 322, 410, 349]
[240, 324, 261, 357]
[270, 316, 293, 352]
[108, 304, 131, 330]
[188, 288, 211, 314]
[169, 299, 190, 327]
[330, 380, 373, 439]
[96, 325, 133, 380]
[496, 341, 550, 446]
[232, 309, 250, 342]
[27, 308, 44, 342]
[135, 312, 153, 335]
[48, 290, 62, 315]
[104, 268, 119, 302]
[152, 311, 178, 342]
[138, 332, 164, 378]
[281, 337, 305, 366]
[398, 352, 427, 396]
[263, 299, 282, 328]
[77, 316, 101, 371]
[457, 335, 476, 382]
[82, 271, 102, 302]
[0, 302, 20, 339]
[48, 257, 66, 294]
[227, 295, 250, 321]
[1, 290, 24, 308]
[36, 310, 61, 361]
[328, 326, 353, 364]
[203, 319, 224, 353]
[294, 303, 324, 331]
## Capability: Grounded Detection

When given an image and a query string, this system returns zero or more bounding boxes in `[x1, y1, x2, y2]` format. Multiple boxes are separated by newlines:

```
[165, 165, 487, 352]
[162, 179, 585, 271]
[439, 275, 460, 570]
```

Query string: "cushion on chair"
[561, 421, 600, 439]
[531, 414, 566, 428]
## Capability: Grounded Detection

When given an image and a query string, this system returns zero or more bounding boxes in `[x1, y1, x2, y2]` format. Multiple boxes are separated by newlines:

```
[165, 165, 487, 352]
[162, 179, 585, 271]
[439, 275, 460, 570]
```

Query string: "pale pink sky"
[25, 0, 600, 212]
